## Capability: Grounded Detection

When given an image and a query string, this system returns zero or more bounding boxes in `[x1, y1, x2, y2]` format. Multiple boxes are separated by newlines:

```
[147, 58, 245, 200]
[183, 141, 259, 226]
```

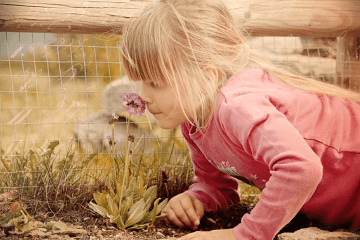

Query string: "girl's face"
[139, 80, 190, 129]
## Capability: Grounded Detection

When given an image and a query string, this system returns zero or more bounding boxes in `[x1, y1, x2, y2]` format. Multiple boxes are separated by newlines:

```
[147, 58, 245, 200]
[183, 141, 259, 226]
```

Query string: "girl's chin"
[156, 121, 174, 130]
[155, 118, 180, 130]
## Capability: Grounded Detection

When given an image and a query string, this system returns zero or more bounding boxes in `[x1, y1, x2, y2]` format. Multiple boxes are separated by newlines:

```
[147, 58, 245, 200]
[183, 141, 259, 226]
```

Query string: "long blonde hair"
[121, 0, 360, 129]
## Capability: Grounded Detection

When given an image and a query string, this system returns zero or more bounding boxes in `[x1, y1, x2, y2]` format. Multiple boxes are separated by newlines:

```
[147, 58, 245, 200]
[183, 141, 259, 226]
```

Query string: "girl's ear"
[204, 65, 220, 85]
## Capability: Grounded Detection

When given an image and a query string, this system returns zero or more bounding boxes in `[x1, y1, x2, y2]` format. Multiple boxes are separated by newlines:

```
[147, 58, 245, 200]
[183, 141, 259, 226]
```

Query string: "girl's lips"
[149, 110, 161, 115]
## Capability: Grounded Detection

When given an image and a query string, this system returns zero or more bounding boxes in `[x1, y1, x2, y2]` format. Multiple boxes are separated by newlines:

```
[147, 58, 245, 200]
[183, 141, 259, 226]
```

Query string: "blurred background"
[0, 32, 346, 156]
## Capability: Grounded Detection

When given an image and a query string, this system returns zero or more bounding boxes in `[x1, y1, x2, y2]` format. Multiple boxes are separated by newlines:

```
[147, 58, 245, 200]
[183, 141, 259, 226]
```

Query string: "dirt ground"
[1, 200, 347, 240]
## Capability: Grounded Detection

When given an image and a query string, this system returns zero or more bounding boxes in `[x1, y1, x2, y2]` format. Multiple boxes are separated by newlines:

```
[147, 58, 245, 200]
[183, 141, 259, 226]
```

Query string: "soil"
[0, 201, 347, 240]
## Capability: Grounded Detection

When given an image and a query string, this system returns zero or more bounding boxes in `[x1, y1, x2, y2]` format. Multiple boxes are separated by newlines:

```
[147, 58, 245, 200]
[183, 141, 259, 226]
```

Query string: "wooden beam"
[0, 0, 359, 36]
[232, 0, 360, 37]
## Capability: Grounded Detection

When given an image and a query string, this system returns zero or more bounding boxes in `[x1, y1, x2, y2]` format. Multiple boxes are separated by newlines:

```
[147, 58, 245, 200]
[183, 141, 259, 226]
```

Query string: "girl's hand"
[161, 193, 205, 230]
[177, 229, 237, 240]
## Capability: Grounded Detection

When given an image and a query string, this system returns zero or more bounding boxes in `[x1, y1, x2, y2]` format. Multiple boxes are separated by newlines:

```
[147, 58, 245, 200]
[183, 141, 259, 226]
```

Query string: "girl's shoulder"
[221, 68, 295, 100]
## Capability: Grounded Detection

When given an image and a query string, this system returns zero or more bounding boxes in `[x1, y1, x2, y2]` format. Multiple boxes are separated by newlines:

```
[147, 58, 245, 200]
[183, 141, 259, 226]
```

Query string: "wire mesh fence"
[0, 32, 359, 191]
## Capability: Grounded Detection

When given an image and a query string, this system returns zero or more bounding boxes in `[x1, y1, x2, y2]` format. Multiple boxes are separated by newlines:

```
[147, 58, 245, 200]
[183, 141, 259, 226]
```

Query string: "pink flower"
[120, 93, 146, 116]
[109, 113, 121, 125]
[107, 135, 119, 145]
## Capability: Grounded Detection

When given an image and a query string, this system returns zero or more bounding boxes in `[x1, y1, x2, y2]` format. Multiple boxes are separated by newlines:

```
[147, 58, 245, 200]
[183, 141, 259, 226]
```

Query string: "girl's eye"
[150, 82, 158, 88]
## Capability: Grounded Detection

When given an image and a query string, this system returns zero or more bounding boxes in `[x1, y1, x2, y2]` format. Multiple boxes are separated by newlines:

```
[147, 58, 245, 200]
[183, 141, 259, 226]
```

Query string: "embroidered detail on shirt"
[208, 160, 256, 187]
[250, 174, 258, 179]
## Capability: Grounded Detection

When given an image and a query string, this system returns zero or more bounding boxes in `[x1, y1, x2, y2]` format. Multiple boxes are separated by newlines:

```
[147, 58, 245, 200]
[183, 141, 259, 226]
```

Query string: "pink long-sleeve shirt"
[182, 68, 360, 240]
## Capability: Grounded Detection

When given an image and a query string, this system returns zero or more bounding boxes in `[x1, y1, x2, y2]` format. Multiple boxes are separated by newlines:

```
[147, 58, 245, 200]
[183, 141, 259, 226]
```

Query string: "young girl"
[120, 0, 360, 239]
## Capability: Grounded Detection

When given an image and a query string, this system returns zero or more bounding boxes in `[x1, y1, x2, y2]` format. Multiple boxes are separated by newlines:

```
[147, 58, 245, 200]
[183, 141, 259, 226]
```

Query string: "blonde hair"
[121, 0, 360, 129]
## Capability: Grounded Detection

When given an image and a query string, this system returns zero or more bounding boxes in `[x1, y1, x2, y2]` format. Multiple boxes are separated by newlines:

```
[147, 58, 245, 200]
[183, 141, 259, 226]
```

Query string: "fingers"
[161, 197, 188, 228]
[164, 206, 188, 228]
[162, 193, 204, 230]
[180, 196, 200, 227]
[189, 194, 205, 221]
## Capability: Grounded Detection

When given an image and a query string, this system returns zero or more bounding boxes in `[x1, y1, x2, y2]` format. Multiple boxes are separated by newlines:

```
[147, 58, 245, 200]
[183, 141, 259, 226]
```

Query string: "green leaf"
[93, 192, 101, 204]
[110, 214, 125, 230]
[141, 198, 168, 224]
[132, 187, 142, 204]
[115, 182, 125, 204]
[128, 223, 149, 230]
[127, 198, 145, 217]
[149, 198, 160, 222]
[93, 192, 107, 206]
[143, 185, 157, 203]
[124, 178, 137, 196]
[156, 198, 168, 215]
[106, 193, 119, 216]
[137, 175, 144, 188]
[109, 186, 116, 199]
[142, 191, 156, 219]
[154, 213, 167, 222]
[120, 195, 132, 223]
[140, 198, 159, 224]
[88, 202, 108, 217]
[124, 198, 146, 228]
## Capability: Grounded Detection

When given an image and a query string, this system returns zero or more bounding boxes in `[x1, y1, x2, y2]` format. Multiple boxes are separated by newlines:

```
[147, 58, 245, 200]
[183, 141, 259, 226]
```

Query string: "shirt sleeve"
[180, 122, 240, 212]
[218, 93, 323, 240]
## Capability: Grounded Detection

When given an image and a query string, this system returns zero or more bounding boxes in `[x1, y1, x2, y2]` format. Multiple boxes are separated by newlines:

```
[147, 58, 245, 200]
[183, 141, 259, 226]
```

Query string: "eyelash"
[150, 82, 159, 88]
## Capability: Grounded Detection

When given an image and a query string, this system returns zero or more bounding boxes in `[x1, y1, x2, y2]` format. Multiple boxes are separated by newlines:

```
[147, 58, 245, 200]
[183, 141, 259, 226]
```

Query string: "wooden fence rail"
[0, 0, 359, 36]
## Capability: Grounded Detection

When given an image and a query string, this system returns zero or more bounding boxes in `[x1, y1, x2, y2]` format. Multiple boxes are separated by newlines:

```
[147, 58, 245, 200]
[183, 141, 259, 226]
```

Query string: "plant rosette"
[90, 93, 168, 229]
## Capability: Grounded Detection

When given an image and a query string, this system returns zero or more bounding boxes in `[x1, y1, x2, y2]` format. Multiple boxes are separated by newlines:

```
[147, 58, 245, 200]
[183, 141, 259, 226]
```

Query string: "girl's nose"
[139, 82, 152, 104]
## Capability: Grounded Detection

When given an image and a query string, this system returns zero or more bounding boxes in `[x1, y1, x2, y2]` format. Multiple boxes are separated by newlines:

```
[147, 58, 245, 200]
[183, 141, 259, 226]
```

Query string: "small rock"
[277, 227, 360, 240]
[156, 231, 165, 237]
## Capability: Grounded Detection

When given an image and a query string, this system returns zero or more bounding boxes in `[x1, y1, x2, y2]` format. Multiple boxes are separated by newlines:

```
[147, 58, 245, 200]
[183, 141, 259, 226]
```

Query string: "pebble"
[157, 231, 165, 237]
[277, 227, 360, 240]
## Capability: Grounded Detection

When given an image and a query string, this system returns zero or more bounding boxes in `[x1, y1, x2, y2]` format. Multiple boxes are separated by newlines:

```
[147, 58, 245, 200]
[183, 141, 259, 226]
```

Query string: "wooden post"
[336, 34, 360, 91]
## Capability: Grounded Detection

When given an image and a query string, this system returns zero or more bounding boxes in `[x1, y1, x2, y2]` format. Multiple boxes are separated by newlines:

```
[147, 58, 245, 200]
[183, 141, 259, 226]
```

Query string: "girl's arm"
[219, 93, 323, 240]
[180, 122, 240, 212]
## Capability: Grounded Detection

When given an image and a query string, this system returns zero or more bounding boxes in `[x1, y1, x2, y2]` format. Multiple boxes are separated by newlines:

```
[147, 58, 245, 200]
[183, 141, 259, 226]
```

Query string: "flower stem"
[111, 124, 116, 178]
[124, 113, 131, 186]
[119, 113, 131, 209]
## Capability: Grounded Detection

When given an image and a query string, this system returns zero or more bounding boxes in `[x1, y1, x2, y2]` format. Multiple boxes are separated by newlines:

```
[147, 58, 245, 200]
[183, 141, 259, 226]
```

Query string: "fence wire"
[0, 33, 359, 190]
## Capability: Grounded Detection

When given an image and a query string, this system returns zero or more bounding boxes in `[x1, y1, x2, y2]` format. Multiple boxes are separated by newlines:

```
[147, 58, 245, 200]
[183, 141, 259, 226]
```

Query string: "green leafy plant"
[88, 176, 167, 229]
[88, 93, 167, 229]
